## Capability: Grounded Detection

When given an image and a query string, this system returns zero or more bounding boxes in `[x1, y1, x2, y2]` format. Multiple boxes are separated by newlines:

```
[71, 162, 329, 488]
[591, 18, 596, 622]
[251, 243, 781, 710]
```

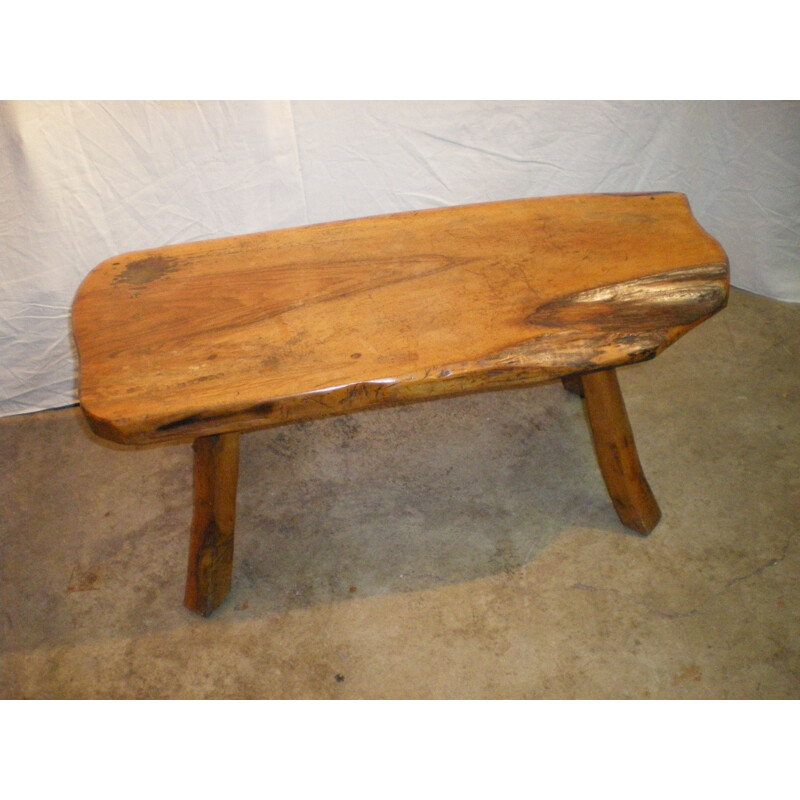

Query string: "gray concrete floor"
[1, 287, 798, 699]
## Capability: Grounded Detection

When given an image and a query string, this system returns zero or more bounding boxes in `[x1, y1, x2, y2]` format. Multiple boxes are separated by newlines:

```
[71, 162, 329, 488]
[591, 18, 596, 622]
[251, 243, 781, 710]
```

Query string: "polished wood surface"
[73, 193, 728, 445]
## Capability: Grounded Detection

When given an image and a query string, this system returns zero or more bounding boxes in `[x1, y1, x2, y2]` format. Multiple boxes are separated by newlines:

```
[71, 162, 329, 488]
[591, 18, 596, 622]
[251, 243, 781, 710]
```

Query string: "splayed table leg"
[184, 432, 240, 616]
[580, 368, 661, 535]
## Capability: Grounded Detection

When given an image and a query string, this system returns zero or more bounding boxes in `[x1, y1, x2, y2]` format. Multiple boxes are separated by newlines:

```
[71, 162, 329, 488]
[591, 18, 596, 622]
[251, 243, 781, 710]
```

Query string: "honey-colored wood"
[73, 193, 728, 446]
[72, 193, 729, 615]
[184, 433, 240, 616]
[581, 368, 661, 534]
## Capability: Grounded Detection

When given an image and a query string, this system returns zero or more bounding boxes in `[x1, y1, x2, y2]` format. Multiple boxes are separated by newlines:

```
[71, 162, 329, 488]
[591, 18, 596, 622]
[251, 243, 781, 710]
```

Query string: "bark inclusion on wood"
[122, 263, 728, 445]
[525, 264, 728, 330]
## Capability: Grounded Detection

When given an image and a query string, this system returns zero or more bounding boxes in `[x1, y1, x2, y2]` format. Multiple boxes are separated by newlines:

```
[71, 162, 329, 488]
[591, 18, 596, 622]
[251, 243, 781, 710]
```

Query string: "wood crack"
[525, 263, 729, 331]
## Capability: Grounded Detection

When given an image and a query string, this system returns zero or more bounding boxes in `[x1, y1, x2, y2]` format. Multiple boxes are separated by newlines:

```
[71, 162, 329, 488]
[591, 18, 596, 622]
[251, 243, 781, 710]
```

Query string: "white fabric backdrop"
[2, 100, 798, 418]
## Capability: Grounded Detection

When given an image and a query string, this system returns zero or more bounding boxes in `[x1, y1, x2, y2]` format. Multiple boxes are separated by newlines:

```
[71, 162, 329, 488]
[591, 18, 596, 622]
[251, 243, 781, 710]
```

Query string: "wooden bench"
[72, 193, 729, 616]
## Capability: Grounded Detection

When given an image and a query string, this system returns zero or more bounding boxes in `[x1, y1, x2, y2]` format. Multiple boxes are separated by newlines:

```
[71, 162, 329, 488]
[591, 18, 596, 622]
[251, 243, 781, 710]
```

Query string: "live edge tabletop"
[74, 193, 728, 446]
[73, 193, 728, 616]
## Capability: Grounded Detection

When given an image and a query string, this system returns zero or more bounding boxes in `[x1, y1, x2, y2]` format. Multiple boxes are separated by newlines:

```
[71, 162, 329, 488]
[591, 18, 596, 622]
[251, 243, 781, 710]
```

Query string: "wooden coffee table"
[72, 193, 729, 615]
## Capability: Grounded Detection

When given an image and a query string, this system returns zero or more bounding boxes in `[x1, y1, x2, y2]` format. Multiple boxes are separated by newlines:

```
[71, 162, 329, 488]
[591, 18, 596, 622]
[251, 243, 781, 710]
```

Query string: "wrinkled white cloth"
[2, 100, 798, 417]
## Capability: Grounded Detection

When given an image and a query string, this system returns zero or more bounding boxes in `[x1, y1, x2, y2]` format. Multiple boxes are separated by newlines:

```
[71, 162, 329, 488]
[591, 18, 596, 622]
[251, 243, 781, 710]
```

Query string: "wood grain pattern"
[72, 193, 728, 445]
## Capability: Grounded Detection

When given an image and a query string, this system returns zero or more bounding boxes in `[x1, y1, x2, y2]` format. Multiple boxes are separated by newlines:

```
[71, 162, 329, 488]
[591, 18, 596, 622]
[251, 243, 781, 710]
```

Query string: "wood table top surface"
[72, 193, 728, 444]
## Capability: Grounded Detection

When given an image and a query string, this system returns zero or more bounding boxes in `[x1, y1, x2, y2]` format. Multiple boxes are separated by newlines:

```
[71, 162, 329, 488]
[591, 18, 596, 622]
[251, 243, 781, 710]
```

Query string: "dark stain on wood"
[157, 413, 215, 433]
[113, 256, 179, 286]
[156, 401, 276, 434]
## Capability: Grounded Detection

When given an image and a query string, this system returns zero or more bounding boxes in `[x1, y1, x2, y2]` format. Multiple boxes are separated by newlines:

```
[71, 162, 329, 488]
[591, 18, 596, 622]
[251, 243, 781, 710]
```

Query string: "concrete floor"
[1, 287, 798, 699]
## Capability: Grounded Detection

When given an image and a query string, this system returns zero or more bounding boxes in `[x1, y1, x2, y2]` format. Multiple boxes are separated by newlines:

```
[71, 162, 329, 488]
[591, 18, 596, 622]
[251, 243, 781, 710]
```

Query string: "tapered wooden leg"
[580, 368, 661, 535]
[184, 432, 241, 616]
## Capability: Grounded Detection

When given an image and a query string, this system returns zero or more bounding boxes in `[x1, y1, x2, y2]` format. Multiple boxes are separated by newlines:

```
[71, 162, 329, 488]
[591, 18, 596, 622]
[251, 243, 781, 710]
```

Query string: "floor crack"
[723, 530, 795, 590]
[568, 529, 795, 620]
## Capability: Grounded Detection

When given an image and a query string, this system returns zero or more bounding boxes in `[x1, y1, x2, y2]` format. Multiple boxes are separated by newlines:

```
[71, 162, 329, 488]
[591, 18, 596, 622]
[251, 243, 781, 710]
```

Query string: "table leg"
[580, 368, 661, 535]
[184, 432, 241, 616]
